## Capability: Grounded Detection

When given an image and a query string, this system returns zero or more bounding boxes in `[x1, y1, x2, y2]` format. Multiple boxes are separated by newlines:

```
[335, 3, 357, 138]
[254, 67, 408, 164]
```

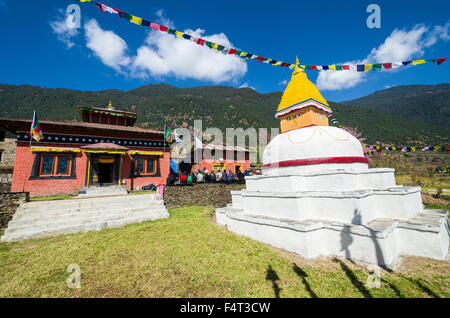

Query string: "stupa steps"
[217, 207, 449, 265]
[231, 187, 423, 226]
[1, 194, 169, 242]
[244, 168, 399, 192]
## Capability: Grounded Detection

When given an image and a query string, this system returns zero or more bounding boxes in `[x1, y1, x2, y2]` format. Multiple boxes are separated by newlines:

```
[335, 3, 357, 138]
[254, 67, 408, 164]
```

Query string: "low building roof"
[81, 143, 129, 151]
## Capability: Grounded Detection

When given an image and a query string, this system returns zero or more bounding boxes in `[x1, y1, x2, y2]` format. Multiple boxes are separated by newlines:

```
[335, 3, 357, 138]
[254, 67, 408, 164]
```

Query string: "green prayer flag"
[373, 64, 382, 70]
[336, 65, 343, 71]
[167, 29, 176, 35]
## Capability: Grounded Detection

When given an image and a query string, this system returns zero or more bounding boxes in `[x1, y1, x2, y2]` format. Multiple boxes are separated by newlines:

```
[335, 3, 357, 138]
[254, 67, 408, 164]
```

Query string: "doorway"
[89, 155, 119, 186]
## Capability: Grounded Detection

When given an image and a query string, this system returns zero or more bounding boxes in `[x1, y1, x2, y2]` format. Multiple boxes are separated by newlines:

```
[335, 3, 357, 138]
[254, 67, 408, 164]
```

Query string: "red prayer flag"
[228, 48, 236, 55]
[342, 65, 350, 70]
[150, 22, 160, 30]
[159, 25, 168, 32]
[311, 65, 317, 70]
[197, 38, 205, 46]
[257, 56, 265, 62]
[383, 63, 392, 69]
[113, 8, 122, 16]
[437, 57, 449, 65]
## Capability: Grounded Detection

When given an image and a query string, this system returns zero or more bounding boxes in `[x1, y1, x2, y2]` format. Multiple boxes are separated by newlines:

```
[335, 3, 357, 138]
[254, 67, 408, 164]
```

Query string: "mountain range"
[0, 83, 448, 146]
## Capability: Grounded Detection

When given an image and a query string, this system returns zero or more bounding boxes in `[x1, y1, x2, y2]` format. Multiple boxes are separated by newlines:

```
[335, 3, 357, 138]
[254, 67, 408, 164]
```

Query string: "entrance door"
[98, 162, 114, 184]
[89, 155, 119, 186]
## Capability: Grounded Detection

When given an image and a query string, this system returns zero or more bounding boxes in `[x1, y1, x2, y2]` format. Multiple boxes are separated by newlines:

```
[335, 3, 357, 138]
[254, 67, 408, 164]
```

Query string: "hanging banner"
[75, 1, 449, 72]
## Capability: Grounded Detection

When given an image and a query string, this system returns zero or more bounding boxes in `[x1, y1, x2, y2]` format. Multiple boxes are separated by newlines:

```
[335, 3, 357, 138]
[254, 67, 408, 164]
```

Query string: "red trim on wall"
[262, 156, 369, 169]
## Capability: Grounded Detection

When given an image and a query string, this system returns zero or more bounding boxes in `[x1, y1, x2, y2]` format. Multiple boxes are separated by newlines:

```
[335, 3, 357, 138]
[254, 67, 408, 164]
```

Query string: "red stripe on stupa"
[262, 156, 369, 169]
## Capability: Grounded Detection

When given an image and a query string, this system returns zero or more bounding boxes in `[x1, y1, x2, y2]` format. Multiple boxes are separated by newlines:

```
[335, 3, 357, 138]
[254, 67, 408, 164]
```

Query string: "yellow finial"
[108, 100, 112, 109]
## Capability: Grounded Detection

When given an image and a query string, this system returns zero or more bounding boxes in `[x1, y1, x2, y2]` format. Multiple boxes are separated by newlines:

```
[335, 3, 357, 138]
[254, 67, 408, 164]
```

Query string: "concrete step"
[14, 199, 163, 218]
[5, 206, 168, 234]
[78, 185, 128, 196]
[17, 194, 159, 213]
[1, 212, 168, 242]
[9, 205, 167, 227]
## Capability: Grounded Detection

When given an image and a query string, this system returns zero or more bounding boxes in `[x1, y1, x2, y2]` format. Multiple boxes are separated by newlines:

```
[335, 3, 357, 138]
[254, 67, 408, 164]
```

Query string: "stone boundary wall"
[0, 138, 16, 170]
[164, 183, 246, 209]
[0, 192, 29, 234]
[0, 172, 13, 193]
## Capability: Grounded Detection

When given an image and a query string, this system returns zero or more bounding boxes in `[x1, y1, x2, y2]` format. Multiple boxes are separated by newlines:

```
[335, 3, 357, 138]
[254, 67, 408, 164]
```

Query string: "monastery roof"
[0, 117, 164, 136]
[275, 66, 332, 118]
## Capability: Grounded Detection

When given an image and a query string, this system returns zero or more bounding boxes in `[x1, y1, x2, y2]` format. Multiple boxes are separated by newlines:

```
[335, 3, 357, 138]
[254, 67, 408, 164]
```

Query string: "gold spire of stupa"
[276, 58, 332, 133]
[275, 59, 331, 119]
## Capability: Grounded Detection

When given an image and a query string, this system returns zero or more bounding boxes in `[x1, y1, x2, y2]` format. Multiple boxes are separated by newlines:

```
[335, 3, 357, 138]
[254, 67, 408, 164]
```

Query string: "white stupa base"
[217, 206, 449, 266]
[216, 168, 450, 266]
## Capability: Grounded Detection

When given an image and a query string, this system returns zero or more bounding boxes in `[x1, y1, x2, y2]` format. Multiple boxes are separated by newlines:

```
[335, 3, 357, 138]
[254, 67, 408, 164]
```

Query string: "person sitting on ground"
[243, 169, 250, 177]
[190, 171, 197, 183]
[179, 172, 188, 184]
[227, 170, 234, 182]
[221, 170, 228, 183]
[166, 173, 176, 186]
[216, 170, 222, 181]
[237, 169, 244, 182]
[197, 169, 204, 183]
[209, 170, 216, 183]
[187, 173, 192, 184]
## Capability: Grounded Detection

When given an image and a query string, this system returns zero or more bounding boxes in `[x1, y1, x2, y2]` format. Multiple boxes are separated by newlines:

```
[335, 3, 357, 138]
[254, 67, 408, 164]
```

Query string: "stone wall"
[0, 168, 13, 193]
[0, 138, 16, 169]
[0, 192, 28, 234]
[164, 182, 246, 209]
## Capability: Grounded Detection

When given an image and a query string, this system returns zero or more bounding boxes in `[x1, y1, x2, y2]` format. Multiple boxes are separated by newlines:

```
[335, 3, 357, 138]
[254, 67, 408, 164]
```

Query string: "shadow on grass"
[266, 265, 281, 298]
[332, 257, 372, 298]
[292, 263, 317, 298]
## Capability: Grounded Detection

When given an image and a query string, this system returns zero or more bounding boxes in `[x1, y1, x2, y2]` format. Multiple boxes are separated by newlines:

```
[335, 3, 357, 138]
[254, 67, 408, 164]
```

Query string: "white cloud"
[278, 80, 288, 86]
[84, 19, 131, 72]
[317, 21, 450, 91]
[77, 13, 246, 83]
[131, 26, 247, 83]
[239, 82, 255, 90]
[50, 10, 79, 49]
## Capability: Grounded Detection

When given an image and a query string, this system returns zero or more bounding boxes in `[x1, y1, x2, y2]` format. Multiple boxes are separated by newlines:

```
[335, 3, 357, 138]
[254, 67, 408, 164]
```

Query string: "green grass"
[0, 206, 448, 298]
[30, 195, 76, 202]
[425, 204, 450, 211]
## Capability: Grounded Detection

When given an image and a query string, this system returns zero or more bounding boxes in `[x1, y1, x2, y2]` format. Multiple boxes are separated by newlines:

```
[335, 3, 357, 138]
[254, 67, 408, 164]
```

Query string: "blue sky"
[0, 0, 449, 102]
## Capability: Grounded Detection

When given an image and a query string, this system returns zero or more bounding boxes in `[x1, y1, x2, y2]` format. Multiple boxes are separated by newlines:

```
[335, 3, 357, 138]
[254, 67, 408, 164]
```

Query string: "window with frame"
[135, 156, 157, 175]
[39, 154, 72, 177]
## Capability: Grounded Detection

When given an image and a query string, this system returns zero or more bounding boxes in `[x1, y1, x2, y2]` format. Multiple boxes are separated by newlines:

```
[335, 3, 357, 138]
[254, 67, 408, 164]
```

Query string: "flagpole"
[22, 133, 33, 193]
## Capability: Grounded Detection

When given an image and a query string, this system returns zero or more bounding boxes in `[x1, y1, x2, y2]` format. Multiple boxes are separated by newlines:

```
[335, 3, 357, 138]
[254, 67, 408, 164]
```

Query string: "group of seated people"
[166, 168, 251, 186]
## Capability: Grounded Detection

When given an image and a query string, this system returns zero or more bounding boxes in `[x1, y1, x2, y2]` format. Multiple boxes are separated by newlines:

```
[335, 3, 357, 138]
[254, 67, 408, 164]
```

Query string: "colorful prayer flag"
[30, 111, 43, 142]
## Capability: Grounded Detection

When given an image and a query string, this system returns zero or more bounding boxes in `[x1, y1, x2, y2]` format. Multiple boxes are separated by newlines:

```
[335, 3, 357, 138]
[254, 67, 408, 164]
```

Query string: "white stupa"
[217, 65, 449, 266]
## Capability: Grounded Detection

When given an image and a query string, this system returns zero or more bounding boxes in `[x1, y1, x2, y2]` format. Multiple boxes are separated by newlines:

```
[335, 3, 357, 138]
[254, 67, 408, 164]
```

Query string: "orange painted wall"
[11, 143, 170, 196]
[11, 143, 88, 196]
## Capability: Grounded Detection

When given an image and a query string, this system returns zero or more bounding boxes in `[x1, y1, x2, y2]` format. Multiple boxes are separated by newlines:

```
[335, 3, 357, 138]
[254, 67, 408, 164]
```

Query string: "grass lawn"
[0, 206, 448, 298]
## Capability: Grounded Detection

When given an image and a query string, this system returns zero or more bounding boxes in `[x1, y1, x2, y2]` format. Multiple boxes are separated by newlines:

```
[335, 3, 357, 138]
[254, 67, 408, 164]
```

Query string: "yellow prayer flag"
[412, 60, 426, 65]
[411, 147, 416, 152]
[273, 61, 282, 66]
[240, 52, 247, 57]
[364, 64, 373, 72]
[175, 31, 184, 38]
[329, 65, 336, 70]
[212, 43, 219, 50]
[130, 16, 142, 25]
